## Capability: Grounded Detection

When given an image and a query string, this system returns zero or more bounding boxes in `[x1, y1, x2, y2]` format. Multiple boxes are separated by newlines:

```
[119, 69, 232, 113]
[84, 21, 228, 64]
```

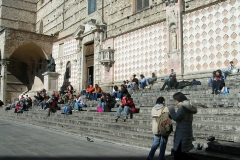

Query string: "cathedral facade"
[0, 0, 239, 102]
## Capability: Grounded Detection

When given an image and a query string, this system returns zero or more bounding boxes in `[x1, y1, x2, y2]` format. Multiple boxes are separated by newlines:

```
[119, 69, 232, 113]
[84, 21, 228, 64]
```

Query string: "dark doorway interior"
[88, 66, 94, 87]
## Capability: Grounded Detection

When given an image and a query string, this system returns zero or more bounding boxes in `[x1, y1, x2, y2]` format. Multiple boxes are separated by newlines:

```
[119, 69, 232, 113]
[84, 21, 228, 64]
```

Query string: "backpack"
[155, 107, 172, 136]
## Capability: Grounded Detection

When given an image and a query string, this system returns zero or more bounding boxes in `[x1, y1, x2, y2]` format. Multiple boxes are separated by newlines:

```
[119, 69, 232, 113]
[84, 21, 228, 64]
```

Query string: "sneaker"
[123, 117, 126, 122]
[115, 117, 119, 122]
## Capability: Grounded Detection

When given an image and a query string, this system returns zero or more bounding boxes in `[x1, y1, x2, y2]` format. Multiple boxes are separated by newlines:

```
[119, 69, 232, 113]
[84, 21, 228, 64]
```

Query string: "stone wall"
[183, 0, 239, 74]
[52, 38, 79, 91]
[102, 21, 168, 82]
[0, 0, 37, 32]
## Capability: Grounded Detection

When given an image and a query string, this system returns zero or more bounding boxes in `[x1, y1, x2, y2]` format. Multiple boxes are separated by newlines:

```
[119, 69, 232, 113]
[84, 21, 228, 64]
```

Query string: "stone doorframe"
[73, 19, 105, 90]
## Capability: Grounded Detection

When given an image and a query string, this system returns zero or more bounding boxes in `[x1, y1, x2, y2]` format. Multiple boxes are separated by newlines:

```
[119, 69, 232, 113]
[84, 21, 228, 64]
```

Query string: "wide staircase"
[0, 76, 240, 159]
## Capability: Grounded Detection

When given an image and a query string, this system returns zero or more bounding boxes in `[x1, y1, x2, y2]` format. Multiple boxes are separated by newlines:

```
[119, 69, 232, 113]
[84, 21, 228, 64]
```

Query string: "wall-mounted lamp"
[99, 47, 115, 72]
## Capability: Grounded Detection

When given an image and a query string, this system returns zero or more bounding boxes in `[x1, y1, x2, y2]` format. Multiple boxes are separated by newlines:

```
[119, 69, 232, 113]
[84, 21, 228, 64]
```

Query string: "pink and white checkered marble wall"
[110, 22, 168, 82]
[183, 0, 240, 73]
[52, 39, 78, 88]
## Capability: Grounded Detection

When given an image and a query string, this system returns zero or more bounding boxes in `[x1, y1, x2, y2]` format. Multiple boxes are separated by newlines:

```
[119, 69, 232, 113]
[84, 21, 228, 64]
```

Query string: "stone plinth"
[42, 72, 60, 93]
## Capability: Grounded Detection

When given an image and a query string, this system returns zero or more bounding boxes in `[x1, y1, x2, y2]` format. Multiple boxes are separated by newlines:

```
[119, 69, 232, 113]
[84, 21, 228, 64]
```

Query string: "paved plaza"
[0, 119, 151, 160]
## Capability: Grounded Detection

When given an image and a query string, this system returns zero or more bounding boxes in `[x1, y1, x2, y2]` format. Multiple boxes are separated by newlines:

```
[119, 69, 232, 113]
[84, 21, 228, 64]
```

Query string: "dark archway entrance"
[7, 42, 47, 101]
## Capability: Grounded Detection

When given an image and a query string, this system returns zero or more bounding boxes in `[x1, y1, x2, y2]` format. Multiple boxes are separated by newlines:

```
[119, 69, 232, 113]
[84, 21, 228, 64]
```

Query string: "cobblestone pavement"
[0, 119, 150, 160]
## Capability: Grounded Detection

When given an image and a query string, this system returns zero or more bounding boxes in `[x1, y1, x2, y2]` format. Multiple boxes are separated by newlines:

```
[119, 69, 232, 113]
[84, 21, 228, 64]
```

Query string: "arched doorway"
[7, 42, 47, 100]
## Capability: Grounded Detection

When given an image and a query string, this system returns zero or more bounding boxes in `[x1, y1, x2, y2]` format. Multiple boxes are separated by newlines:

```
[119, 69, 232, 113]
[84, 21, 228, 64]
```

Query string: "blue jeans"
[74, 103, 84, 110]
[112, 92, 122, 99]
[164, 77, 170, 83]
[80, 89, 86, 95]
[115, 106, 130, 118]
[139, 81, 147, 89]
[222, 71, 229, 80]
[62, 106, 71, 114]
[92, 92, 102, 101]
[208, 78, 213, 87]
[86, 92, 92, 98]
[147, 135, 168, 160]
[98, 102, 105, 111]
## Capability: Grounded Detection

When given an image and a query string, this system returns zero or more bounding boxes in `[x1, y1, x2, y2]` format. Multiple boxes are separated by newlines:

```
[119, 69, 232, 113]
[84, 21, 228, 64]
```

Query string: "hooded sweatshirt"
[151, 104, 170, 135]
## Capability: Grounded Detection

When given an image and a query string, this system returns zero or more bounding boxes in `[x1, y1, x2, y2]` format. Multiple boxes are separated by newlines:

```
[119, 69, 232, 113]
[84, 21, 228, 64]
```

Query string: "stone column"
[93, 31, 102, 85]
[42, 72, 60, 93]
[0, 60, 7, 104]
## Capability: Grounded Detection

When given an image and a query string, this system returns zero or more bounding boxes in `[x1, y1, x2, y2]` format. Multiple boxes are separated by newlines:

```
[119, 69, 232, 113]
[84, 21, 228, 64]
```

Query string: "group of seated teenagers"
[208, 61, 238, 95]
[80, 84, 103, 101]
[121, 73, 157, 90]
[6, 95, 33, 113]
[62, 94, 86, 114]
[34, 89, 60, 111]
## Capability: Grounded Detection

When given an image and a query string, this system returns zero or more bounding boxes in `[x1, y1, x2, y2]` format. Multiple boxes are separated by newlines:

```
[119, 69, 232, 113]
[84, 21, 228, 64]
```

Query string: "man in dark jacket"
[130, 74, 139, 90]
[160, 75, 177, 90]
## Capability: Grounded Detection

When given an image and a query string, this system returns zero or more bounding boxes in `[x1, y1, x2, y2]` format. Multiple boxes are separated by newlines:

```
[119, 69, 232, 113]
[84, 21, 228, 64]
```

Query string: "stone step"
[189, 149, 240, 160]
[206, 141, 240, 157]
[2, 110, 240, 143]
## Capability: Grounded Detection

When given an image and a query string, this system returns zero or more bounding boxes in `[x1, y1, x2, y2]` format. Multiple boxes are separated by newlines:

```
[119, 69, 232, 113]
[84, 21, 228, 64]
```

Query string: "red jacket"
[121, 97, 136, 113]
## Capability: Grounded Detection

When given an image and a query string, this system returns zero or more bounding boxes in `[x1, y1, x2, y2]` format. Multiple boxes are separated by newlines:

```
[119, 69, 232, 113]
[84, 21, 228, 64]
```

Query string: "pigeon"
[86, 137, 94, 142]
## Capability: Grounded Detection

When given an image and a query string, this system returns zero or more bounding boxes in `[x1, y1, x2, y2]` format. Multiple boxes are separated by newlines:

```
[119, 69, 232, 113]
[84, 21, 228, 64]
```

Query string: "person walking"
[147, 97, 172, 160]
[168, 92, 197, 160]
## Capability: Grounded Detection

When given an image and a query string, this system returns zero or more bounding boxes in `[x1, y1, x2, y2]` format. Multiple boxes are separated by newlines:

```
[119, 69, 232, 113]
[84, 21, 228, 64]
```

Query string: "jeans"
[41, 102, 46, 109]
[115, 106, 130, 118]
[212, 80, 224, 92]
[139, 81, 147, 89]
[98, 102, 105, 111]
[148, 135, 168, 160]
[92, 92, 102, 101]
[208, 78, 213, 87]
[164, 77, 170, 83]
[80, 89, 86, 95]
[222, 71, 229, 80]
[86, 92, 92, 99]
[112, 92, 122, 99]
[74, 103, 84, 110]
[62, 106, 70, 114]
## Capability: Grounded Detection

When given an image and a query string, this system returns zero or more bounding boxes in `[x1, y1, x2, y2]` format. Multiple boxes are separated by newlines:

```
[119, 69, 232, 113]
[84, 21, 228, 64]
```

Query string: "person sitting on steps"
[120, 84, 129, 99]
[139, 74, 147, 90]
[73, 94, 85, 111]
[112, 85, 122, 100]
[147, 73, 157, 86]
[85, 85, 95, 100]
[222, 61, 234, 80]
[160, 75, 177, 91]
[104, 93, 116, 112]
[115, 93, 136, 122]
[130, 74, 139, 90]
[92, 84, 102, 101]
[211, 69, 225, 95]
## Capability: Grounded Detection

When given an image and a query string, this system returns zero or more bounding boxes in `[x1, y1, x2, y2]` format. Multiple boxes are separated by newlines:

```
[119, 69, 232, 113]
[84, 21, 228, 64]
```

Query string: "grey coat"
[168, 100, 197, 152]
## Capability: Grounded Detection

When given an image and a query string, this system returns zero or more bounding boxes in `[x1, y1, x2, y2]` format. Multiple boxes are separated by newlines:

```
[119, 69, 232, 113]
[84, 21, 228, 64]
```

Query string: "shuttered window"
[88, 0, 97, 15]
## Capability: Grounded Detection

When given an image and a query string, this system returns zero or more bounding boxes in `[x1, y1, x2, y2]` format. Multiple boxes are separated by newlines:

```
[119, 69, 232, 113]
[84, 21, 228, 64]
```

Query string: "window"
[58, 43, 64, 58]
[136, 0, 149, 11]
[88, 0, 97, 14]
